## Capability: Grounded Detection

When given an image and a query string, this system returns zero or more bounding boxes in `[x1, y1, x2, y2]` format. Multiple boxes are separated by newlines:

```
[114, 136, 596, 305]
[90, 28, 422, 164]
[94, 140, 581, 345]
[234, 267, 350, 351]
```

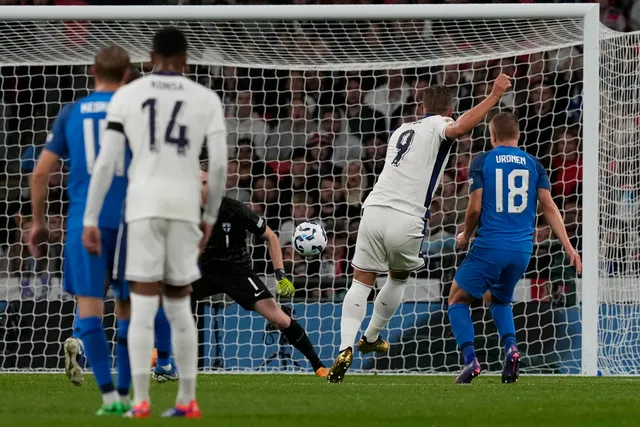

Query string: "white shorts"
[123, 218, 202, 286]
[351, 206, 425, 273]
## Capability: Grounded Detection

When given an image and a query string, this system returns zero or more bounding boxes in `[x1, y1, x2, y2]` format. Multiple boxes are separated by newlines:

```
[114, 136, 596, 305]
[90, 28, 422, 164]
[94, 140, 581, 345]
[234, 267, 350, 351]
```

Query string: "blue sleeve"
[469, 153, 487, 192]
[535, 158, 550, 190]
[44, 103, 74, 157]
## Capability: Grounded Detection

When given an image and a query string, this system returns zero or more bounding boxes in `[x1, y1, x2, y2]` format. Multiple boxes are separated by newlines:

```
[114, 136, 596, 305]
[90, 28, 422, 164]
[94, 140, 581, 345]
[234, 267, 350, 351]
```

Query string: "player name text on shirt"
[80, 101, 109, 114]
[151, 81, 184, 91]
[495, 154, 526, 165]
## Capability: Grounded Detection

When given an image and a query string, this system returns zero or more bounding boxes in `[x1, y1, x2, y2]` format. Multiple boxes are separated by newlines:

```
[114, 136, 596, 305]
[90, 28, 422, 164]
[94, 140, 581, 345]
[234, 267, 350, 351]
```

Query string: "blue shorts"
[454, 246, 531, 304]
[63, 226, 129, 301]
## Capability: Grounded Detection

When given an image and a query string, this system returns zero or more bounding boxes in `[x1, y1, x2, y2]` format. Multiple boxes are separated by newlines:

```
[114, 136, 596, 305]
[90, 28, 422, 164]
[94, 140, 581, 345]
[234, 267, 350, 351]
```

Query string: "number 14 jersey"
[363, 114, 455, 219]
[106, 72, 225, 225]
[470, 145, 550, 254]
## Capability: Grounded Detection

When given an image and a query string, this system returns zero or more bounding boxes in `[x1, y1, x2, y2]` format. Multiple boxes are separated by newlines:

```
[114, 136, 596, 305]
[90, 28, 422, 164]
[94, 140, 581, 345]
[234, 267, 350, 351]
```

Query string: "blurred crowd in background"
[3, 0, 636, 302]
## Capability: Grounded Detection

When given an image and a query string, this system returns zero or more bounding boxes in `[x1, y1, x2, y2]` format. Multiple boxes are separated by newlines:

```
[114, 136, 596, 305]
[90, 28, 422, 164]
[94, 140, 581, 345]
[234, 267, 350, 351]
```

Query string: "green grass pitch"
[1, 374, 640, 426]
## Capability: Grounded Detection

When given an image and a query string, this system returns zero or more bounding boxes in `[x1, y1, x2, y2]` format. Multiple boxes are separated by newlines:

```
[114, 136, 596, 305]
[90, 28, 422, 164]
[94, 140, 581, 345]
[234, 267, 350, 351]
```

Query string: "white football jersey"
[106, 73, 225, 224]
[363, 115, 455, 219]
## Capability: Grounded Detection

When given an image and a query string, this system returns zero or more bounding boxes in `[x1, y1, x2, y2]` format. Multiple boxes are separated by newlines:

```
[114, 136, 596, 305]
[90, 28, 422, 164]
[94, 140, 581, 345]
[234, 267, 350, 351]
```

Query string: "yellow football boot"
[357, 336, 389, 354]
[327, 348, 353, 384]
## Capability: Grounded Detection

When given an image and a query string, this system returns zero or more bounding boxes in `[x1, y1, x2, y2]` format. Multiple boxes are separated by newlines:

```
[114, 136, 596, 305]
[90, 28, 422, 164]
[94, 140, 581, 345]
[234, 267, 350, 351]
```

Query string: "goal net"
[0, 6, 623, 375]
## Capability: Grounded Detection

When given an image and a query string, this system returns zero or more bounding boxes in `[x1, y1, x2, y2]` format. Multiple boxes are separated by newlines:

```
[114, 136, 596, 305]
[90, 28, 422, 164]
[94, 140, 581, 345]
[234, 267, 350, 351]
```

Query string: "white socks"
[163, 295, 198, 406]
[128, 292, 159, 406]
[339, 280, 372, 352]
[364, 277, 406, 342]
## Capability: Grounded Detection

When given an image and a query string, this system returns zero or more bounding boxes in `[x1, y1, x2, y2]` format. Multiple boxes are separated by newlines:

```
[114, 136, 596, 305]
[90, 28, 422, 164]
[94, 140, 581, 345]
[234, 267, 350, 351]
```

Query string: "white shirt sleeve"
[83, 90, 128, 227]
[434, 116, 455, 140]
[83, 127, 126, 227]
[202, 95, 228, 225]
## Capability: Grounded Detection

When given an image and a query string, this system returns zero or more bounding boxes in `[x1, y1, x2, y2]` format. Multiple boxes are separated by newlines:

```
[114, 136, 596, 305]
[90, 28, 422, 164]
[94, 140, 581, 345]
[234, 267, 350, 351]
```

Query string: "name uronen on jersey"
[496, 154, 526, 165]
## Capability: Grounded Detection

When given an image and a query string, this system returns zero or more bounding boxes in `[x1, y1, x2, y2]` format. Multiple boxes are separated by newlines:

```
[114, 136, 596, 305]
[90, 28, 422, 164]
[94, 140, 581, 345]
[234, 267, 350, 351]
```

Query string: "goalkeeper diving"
[153, 163, 328, 378]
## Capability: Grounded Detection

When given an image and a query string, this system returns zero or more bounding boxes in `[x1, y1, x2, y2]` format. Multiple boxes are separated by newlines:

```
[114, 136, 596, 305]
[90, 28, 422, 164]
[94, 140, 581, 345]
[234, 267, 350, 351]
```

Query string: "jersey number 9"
[391, 130, 415, 167]
[142, 98, 189, 155]
[495, 168, 528, 214]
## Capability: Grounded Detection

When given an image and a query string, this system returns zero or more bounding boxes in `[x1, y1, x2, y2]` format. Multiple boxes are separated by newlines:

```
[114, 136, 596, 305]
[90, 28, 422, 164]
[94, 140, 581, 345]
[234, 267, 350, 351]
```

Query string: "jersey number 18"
[495, 168, 529, 214]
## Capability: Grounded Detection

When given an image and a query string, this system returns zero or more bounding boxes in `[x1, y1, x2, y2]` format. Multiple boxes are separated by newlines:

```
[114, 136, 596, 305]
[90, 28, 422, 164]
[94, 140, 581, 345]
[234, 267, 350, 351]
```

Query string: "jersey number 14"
[495, 169, 529, 214]
[142, 98, 189, 155]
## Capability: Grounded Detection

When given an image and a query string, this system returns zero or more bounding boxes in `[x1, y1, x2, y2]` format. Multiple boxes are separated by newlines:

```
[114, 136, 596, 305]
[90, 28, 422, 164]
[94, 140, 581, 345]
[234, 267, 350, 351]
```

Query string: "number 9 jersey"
[351, 114, 455, 274]
[469, 146, 550, 254]
[105, 72, 226, 225]
[362, 114, 455, 219]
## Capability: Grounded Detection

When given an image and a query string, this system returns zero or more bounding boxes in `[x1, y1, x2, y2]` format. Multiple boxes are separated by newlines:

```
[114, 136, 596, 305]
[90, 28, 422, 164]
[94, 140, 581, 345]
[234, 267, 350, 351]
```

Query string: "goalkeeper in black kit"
[189, 162, 329, 377]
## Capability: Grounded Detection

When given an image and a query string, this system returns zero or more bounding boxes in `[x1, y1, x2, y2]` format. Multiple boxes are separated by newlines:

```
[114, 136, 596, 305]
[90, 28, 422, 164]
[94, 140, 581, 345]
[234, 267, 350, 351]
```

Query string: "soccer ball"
[293, 221, 327, 257]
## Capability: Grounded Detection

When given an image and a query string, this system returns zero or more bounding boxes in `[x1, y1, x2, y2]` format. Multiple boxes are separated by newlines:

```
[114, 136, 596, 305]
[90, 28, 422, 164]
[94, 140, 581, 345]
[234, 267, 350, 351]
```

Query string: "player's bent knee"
[389, 270, 411, 282]
[164, 283, 192, 299]
[115, 298, 131, 320]
[254, 299, 291, 329]
[487, 293, 509, 306]
[76, 296, 103, 318]
[353, 269, 377, 287]
[129, 281, 163, 296]
[448, 281, 473, 306]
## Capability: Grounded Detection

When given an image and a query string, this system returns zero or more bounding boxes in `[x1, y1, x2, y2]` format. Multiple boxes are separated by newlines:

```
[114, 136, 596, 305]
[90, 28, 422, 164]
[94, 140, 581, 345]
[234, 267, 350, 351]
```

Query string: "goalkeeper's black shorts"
[191, 270, 273, 311]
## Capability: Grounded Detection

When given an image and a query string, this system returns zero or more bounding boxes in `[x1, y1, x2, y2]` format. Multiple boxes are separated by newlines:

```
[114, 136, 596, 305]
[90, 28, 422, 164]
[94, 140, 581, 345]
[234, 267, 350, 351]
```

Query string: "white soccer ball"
[293, 221, 327, 257]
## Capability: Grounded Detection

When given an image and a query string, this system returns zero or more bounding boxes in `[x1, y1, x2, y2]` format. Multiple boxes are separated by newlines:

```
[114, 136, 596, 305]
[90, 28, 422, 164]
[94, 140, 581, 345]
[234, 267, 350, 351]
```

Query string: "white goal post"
[0, 4, 604, 375]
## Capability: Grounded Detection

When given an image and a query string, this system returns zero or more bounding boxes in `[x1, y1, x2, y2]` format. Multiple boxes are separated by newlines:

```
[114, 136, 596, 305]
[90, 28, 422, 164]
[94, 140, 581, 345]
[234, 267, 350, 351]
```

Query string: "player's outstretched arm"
[444, 73, 512, 140]
[538, 188, 583, 274]
[261, 226, 295, 297]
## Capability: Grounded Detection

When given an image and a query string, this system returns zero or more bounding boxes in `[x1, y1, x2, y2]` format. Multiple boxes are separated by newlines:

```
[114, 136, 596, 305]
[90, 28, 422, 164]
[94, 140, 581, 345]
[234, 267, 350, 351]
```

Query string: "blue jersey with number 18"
[45, 91, 127, 231]
[469, 145, 550, 254]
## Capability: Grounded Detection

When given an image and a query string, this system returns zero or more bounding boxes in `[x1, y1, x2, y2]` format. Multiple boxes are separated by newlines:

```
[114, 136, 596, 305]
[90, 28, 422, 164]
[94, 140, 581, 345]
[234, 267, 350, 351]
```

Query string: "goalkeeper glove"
[275, 268, 295, 297]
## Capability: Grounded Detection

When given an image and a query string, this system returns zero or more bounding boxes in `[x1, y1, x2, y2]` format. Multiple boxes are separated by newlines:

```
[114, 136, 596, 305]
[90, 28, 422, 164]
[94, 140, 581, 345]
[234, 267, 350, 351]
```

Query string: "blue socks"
[155, 307, 172, 367]
[490, 302, 517, 354]
[448, 303, 476, 365]
[76, 316, 114, 394]
[116, 319, 131, 397]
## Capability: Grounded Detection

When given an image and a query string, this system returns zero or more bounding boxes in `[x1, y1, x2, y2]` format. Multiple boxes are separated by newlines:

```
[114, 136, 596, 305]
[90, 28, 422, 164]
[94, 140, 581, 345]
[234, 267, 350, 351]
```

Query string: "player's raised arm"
[444, 73, 512, 140]
[538, 188, 582, 274]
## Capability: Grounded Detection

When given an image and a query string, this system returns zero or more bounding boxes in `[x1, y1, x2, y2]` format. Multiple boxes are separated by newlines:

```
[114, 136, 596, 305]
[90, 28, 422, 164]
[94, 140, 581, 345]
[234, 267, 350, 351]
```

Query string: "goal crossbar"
[0, 4, 600, 22]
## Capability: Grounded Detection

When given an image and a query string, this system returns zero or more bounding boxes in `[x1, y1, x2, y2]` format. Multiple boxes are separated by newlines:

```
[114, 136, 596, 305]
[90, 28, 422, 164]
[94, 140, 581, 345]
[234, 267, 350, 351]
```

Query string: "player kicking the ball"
[83, 27, 227, 418]
[328, 75, 512, 383]
[449, 112, 581, 384]
[29, 46, 134, 415]
[158, 164, 328, 377]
